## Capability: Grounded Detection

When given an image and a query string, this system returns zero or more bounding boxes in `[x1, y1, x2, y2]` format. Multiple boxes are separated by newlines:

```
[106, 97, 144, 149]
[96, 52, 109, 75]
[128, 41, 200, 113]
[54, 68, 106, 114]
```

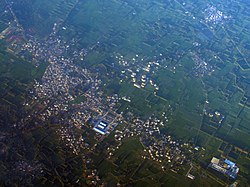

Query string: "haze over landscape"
[0, 0, 250, 186]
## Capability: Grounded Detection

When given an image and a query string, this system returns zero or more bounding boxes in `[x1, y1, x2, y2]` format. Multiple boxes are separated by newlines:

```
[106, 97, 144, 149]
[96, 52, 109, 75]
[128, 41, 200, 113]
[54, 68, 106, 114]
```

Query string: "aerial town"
[0, 0, 249, 186]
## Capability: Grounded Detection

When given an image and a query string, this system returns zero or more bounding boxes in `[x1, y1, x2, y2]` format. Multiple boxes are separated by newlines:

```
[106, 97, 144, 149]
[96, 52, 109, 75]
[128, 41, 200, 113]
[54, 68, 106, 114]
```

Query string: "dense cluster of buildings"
[204, 5, 230, 25]
[209, 157, 239, 179]
[114, 53, 162, 90]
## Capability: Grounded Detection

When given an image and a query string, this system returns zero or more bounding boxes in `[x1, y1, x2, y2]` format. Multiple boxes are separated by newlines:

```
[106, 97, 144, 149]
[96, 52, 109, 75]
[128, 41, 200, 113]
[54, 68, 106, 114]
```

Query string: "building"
[93, 121, 109, 135]
[209, 157, 239, 179]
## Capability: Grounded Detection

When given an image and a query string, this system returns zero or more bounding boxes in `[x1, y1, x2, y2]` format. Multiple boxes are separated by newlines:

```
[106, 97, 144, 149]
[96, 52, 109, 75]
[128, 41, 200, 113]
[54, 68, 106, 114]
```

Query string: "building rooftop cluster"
[205, 109, 225, 125]
[209, 157, 239, 179]
[19, 35, 91, 102]
[108, 115, 198, 170]
[56, 125, 86, 155]
[114, 53, 162, 90]
[11, 29, 121, 156]
[204, 5, 230, 25]
[192, 53, 215, 77]
[15, 160, 43, 178]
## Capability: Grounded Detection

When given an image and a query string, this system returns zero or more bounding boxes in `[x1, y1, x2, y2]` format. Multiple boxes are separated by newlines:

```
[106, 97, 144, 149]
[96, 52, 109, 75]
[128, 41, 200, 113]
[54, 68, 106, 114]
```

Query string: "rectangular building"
[209, 157, 239, 179]
[93, 120, 109, 135]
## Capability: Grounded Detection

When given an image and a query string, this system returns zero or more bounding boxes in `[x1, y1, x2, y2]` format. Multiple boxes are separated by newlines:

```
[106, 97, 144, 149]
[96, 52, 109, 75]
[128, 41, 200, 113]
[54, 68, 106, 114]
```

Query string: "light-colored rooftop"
[211, 157, 219, 165]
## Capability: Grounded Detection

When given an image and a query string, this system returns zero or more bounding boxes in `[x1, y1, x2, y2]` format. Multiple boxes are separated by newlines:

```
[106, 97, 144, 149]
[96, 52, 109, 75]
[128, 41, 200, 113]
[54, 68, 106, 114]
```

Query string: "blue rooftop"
[93, 121, 109, 135]
[224, 159, 235, 167]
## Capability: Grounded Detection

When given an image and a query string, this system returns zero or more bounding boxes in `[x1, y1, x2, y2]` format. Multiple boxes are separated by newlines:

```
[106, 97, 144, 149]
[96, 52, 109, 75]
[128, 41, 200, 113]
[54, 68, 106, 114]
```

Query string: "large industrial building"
[93, 120, 109, 135]
[209, 157, 239, 179]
